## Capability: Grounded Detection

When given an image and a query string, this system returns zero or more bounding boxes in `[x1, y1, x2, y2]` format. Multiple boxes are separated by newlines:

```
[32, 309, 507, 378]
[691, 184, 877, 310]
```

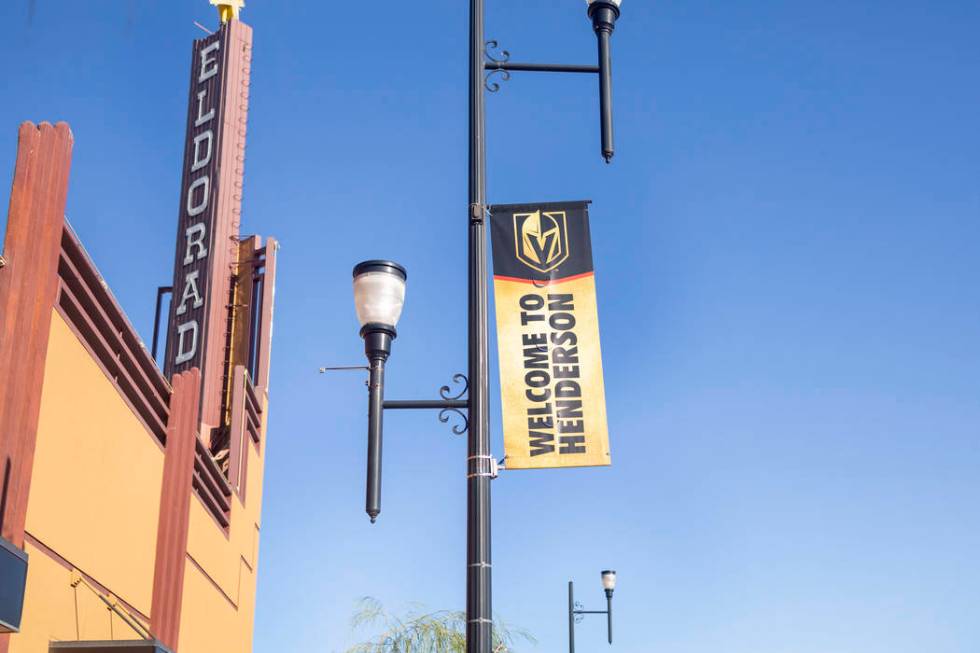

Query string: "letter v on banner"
[489, 200, 611, 470]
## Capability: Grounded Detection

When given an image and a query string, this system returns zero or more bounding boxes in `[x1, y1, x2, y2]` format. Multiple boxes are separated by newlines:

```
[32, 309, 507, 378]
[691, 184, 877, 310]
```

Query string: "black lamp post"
[589, 0, 622, 163]
[568, 570, 617, 653]
[344, 2, 625, 652]
[352, 260, 407, 523]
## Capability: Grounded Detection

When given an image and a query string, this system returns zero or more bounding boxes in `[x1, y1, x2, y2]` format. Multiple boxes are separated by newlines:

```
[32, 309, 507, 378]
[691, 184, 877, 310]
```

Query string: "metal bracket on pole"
[321, 368, 470, 435]
[483, 40, 600, 93]
[384, 373, 470, 435]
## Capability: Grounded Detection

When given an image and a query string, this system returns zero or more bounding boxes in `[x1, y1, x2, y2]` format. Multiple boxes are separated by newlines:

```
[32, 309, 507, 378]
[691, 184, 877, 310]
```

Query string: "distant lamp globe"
[601, 569, 617, 596]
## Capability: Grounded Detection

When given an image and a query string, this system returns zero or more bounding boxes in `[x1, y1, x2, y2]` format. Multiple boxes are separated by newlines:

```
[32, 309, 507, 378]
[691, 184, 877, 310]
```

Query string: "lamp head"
[353, 260, 407, 361]
[601, 569, 617, 597]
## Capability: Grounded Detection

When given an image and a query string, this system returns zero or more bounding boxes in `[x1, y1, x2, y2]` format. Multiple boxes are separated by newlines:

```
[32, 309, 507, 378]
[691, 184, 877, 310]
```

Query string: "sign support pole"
[342, 4, 624, 651]
[467, 0, 493, 650]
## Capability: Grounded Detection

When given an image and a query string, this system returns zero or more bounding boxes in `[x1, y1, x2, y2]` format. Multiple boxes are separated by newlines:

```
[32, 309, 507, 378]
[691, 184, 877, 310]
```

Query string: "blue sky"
[2, 1, 979, 651]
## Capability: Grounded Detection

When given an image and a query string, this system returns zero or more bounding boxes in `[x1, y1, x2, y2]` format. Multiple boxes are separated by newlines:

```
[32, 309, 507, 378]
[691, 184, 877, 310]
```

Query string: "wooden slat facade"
[0, 122, 73, 551]
[149, 370, 201, 651]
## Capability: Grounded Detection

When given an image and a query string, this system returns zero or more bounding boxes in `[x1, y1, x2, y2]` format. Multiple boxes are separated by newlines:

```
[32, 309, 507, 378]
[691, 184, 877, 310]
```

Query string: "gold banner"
[491, 202, 610, 469]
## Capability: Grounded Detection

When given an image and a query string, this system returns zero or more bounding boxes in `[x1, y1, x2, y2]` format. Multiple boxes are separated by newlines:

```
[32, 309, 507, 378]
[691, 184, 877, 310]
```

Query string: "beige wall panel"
[186, 499, 241, 604]
[186, 441, 264, 607]
[236, 556, 257, 653]
[23, 312, 164, 615]
[177, 559, 244, 653]
[242, 441, 264, 569]
[10, 543, 78, 652]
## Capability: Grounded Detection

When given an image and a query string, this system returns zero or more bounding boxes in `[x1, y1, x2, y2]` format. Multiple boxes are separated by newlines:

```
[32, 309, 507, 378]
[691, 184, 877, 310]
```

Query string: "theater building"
[0, 8, 276, 653]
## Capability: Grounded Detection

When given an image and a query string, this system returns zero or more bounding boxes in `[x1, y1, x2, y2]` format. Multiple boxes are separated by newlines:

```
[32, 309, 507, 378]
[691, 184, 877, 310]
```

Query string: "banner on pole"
[490, 201, 610, 469]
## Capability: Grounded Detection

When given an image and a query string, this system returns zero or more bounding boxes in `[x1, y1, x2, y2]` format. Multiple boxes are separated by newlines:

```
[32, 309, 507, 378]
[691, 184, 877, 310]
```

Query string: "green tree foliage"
[346, 597, 536, 653]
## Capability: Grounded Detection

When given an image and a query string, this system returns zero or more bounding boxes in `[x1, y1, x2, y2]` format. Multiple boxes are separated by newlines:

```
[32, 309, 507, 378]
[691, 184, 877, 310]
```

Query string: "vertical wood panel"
[0, 121, 72, 653]
[200, 20, 253, 437]
[227, 365, 248, 500]
[0, 122, 73, 547]
[229, 236, 258, 377]
[150, 369, 202, 651]
[254, 237, 277, 393]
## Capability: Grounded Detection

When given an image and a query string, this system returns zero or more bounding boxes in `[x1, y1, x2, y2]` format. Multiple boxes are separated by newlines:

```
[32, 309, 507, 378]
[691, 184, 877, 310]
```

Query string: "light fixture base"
[588, 0, 621, 26]
[360, 323, 397, 362]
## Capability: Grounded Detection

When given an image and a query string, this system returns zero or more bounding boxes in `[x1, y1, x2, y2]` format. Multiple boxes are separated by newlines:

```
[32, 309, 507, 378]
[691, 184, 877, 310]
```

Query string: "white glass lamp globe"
[587, 0, 622, 6]
[601, 570, 617, 591]
[353, 260, 407, 329]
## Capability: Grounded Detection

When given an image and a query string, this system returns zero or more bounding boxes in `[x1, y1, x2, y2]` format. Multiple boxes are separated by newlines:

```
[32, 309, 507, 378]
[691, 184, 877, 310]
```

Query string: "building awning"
[50, 642, 172, 653]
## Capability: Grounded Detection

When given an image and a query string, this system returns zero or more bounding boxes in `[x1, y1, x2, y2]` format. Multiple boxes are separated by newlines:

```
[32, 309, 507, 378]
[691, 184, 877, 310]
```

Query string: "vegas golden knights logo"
[514, 210, 570, 274]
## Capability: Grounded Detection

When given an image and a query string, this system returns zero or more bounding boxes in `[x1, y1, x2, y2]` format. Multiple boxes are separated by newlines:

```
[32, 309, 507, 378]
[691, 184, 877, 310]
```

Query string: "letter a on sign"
[489, 200, 611, 470]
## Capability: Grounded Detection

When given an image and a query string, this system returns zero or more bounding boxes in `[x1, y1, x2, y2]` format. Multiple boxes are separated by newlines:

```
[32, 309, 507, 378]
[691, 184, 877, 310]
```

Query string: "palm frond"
[346, 599, 535, 653]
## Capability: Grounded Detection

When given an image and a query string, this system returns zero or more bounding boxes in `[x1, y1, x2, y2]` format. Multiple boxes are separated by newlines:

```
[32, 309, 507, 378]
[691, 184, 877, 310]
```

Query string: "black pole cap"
[360, 323, 397, 362]
[353, 260, 408, 281]
[589, 0, 621, 36]
[588, 0, 621, 21]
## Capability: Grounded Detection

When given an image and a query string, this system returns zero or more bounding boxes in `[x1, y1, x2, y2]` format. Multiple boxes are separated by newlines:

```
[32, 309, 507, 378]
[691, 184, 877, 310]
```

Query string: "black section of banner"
[490, 201, 594, 282]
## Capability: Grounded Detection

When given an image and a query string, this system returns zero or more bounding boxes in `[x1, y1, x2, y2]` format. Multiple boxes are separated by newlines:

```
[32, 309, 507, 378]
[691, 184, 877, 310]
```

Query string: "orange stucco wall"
[8, 309, 266, 653]
[179, 398, 266, 653]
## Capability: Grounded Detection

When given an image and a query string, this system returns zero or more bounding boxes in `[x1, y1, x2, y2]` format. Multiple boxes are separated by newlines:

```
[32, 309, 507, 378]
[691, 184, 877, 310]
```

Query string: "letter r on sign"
[184, 223, 208, 264]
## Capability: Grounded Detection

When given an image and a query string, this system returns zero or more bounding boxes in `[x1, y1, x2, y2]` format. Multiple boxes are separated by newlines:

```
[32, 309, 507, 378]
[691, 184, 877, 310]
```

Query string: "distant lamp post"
[569, 570, 617, 652]
[352, 260, 408, 523]
[586, 0, 622, 162]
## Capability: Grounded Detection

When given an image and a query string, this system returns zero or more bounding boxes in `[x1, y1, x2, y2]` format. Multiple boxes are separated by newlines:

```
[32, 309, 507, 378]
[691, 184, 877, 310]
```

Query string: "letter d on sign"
[174, 320, 199, 365]
[191, 130, 213, 173]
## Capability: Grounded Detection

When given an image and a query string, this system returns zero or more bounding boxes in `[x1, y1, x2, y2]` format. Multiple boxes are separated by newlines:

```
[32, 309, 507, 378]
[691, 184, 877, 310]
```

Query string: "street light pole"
[467, 0, 493, 648]
[343, 4, 624, 652]
[606, 587, 613, 644]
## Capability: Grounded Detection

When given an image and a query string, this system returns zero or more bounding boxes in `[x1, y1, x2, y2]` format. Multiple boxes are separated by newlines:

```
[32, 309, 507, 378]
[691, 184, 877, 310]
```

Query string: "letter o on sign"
[186, 176, 210, 217]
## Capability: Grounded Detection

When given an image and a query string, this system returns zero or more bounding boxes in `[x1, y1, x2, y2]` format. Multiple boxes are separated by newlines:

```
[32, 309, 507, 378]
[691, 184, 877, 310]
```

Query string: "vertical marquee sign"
[165, 19, 253, 431]
[490, 201, 611, 469]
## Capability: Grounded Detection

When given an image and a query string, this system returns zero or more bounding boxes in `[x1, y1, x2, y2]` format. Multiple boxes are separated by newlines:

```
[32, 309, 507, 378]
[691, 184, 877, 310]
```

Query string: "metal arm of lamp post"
[319, 367, 473, 525]
[482, 0, 623, 162]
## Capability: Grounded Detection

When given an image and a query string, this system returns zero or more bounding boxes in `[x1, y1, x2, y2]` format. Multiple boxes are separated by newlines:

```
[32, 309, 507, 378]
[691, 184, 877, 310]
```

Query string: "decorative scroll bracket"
[483, 39, 600, 94]
[319, 367, 470, 436]
[384, 373, 470, 435]
[573, 600, 610, 624]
